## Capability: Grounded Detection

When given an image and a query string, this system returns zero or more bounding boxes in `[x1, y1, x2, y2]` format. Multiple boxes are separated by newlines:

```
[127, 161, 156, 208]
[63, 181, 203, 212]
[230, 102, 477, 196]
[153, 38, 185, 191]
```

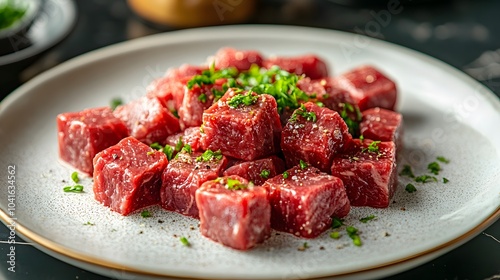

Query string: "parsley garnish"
[346, 226, 362, 246]
[289, 104, 317, 123]
[299, 160, 308, 169]
[71, 171, 80, 183]
[330, 231, 341, 239]
[0, 3, 26, 30]
[180, 236, 190, 247]
[187, 64, 238, 89]
[405, 183, 417, 193]
[198, 93, 207, 103]
[150, 142, 163, 150]
[175, 137, 184, 152]
[141, 210, 152, 218]
[331, 217, 344, 229]
[110, 98, 123, 110]
[83, 221, 94, 226]
[282, 171, 289, 179]
[359, 215, 376, 223]
[196, 149, 222, 162]
[362, 140, 381, 154]
[436, 156, 450, 164]
[180, 144, 192, 154]
[427, 162, 441, 175]
[150, 143, 174, 160]
[226, 178, 247, 190]
[227, 91, 259, 108]
[171, 109, 179, 119]
[415, 175, 437, 183]
[399, 165, 415, 178]
[260, 169, 270, 179]
[298, 242, 309, 251]
[63, 185, 84, 193]
[340, 103, 361, 136]
[443, 177, 449, 183]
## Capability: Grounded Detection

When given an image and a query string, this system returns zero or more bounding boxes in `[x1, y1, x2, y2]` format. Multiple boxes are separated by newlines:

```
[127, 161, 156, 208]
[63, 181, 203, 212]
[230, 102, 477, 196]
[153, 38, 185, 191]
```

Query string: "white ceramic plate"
[0, 26, 499, 280]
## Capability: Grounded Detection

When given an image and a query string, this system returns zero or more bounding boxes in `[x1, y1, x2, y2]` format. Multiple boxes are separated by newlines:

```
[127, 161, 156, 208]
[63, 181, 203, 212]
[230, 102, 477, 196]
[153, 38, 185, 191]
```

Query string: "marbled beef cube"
[360, 107, 403, 152]
[57, 107, 129, 175]
[297, 77, 356, 114]
[331, 65, 397, 111]
[223, 156, 285, 186]
[165, 127, 202, 152]
[264, 166, 350, 238]
[330, 139, 397, 208]
[93, 136, 168, 215]
[113, 96, 180, 145]
[146, 76, 189, 112]
[211, 48, 263, 71]
[281, 102, 352, 172]
[161, 150, 228, 218]
[178, 80, 225, 129]
[200, 89, 282, 161]
[196, 175, 271, 250]
[263, 54, 328, 80]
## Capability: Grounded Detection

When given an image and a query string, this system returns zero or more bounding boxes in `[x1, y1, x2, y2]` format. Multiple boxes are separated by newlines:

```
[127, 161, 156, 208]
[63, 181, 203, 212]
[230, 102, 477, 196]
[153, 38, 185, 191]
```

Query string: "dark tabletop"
[1, 0, 499, 279]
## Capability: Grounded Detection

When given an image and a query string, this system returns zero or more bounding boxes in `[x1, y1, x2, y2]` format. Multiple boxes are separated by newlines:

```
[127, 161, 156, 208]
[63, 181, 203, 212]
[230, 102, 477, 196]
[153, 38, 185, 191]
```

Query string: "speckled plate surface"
[0, 26, 499, 280]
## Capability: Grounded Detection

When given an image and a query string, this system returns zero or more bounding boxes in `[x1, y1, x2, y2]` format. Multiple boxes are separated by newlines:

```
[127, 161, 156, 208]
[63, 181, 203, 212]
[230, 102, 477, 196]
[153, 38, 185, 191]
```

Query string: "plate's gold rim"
[1, 207, 498, 279]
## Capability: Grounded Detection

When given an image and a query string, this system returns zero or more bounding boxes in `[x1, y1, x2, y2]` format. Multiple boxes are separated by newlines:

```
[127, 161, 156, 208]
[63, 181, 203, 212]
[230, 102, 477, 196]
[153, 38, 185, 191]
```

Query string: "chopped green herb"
[226, 178, 247, 190]
[180, 236, 190, 247]
[150, 142, 163, 150]
[330, 231, 341, 239]
[359, 135, 364, 141]
[362, 140, 381, 154]
[164, 146, 174, 160]
[399, 165, 415, 178]
[260, 169, 270, 179]
[63, 185, 84, 193]
[405, 183, 417, 193]
[187, 65, 238, 89]
[227, 91, 259, 108]
[289, 104, 317, 123]
[175, 137, 184, 152]
[298, 242, 309, 251]
[141, 210, 152, 218]
[71, 171, 80, 184]
[110, 98, 123, 110]
[171, 109, 179, 119]
[415, 175, 438, 183]
[180, 144, 192, 154]
[282, 171, 289, 179]
[346, 226, 362, 246]
[196, 149, 223, 162]
[316, 102, 324, 107]
[83, 221, 94, 226]
[340, 103, 361, 136]
[427, 162, 441, 175]
[331, 217, 344, 229]
[443, 177, 449, 183]
[0, 2, 26, 30]
[359, 215, 376, 223]
[436, 156, 450, 164]
[299, 160, 308, 169]
[198, 93, 207, 103]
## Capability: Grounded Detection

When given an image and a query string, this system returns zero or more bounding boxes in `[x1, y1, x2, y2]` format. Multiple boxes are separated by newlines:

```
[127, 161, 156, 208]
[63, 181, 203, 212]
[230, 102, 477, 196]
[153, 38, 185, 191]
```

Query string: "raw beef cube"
[146, 76, 189, 112]
[57, 107, 129, 175]
[93, 136, 168, 215]
[211, 48, 263, 71]
[165, 127, 202, 152]
[223, 156, 286, 186]
[297, 77, 356, 114]
[113, 96, 180, 145]
[281, 102, 352, 172]
[330, 139, 397, 208]
[196, 175, 271, 250]
[178, 80, 225, 128]
[331, 65, 397, 111]
[263, 54, 329, 80]
[264, 166, 350, 238]
[200, 89, 282, 161]
[164, 64, 206, 80]
[360, 107, 403, 152]
[161, 149, 228, 218]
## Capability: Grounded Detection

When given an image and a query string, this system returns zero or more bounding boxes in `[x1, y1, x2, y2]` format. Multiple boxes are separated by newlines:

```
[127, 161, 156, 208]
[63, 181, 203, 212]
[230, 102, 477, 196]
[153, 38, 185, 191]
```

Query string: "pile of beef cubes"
[57, 48, 403, 250]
